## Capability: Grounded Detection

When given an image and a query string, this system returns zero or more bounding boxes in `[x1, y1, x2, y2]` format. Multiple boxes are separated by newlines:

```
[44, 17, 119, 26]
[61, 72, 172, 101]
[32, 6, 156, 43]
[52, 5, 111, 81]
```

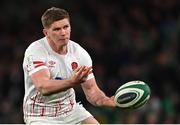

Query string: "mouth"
[58, 38, 69, 43]
[59, 38, 68, 41]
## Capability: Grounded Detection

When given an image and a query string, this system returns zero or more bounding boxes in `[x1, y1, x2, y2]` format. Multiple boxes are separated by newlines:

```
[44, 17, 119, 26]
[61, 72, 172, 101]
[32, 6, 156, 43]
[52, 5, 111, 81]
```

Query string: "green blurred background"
[0, 0, 179, 123]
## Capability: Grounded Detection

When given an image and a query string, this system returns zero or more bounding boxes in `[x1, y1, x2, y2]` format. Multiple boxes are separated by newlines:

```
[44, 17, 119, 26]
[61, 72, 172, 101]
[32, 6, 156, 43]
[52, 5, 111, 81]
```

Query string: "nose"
[60, 29, 66, 35]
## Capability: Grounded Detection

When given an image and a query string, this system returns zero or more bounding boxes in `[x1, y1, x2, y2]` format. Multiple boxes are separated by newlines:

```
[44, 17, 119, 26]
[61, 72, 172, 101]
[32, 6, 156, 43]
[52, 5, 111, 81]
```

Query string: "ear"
[43, 29, 48, 36]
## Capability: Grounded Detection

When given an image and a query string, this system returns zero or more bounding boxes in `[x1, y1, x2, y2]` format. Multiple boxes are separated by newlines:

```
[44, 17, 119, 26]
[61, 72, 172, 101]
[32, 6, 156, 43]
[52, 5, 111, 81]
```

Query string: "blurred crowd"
[0, 0, 179, 123]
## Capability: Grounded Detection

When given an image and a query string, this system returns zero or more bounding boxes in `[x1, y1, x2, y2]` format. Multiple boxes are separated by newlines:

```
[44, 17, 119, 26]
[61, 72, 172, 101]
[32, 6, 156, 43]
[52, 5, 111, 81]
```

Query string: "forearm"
[31, 70, 75, 95]
[86, 89, 115, 107]
[31, 66, 92, 96]
[88, 91, 109, 106]
[37, 78, 74, 96]
[82, 78, 116, 107]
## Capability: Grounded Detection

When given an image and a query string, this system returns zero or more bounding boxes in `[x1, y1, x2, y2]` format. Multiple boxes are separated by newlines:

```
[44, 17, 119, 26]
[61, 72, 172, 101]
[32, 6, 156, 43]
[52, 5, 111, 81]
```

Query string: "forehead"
[50, 18, 70, 28]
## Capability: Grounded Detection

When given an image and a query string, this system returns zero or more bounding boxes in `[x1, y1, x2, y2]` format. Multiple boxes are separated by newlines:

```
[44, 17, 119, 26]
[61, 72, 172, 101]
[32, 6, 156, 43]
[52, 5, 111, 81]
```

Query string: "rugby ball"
[114, 80, 150, 109]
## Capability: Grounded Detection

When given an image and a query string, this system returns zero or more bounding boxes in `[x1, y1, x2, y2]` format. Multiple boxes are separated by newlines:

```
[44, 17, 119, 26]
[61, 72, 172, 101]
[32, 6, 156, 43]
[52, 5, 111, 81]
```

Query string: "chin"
[60, 39, 69, 46]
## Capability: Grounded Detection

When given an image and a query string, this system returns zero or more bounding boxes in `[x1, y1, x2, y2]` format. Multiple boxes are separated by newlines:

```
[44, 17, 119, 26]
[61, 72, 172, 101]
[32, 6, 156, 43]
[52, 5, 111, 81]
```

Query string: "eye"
[53, 28, 61, 31]
[63, 25, 69, 29]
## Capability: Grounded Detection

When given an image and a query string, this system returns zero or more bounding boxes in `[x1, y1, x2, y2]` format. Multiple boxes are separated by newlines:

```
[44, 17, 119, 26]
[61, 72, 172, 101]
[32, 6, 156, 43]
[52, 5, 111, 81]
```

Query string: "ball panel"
[114, 80, 151, 109]
[118, 81, 145, 91]
[133, 95, 150, 109]
[114, 88, 144, 108]
[117, 92, 137, 104]
[134, 83, 150, 106]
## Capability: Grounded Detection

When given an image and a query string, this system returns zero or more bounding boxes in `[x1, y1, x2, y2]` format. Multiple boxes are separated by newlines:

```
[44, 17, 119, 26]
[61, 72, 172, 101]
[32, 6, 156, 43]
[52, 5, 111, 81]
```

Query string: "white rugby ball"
[114, 80, 150, 109]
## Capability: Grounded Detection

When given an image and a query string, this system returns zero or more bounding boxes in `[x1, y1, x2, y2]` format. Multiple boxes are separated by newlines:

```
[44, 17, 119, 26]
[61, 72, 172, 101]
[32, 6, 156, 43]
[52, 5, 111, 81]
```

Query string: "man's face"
[44, 18, 71, 46]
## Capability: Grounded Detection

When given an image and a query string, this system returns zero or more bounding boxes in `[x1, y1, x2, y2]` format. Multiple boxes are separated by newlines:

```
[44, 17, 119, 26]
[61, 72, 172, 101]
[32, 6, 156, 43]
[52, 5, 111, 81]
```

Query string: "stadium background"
[0, 0, 179, 123]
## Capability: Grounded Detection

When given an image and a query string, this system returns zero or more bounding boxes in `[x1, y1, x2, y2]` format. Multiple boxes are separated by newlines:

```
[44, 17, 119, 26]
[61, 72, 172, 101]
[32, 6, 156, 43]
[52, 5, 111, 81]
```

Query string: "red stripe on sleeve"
[35, 63, 45, 68]
[33, 61, 44, 64]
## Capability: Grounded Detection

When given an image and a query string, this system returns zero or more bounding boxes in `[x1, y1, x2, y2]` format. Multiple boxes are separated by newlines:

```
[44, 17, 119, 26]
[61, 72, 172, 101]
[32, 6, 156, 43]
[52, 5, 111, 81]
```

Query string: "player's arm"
[30, 66, 92, 96]
[81, 78, 116, 107]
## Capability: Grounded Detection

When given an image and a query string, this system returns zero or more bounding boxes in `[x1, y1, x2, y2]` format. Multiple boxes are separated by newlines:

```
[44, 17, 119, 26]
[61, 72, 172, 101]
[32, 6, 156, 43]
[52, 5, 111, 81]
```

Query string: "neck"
[56, 45, 67, 55]
[47, 38, 68, 55]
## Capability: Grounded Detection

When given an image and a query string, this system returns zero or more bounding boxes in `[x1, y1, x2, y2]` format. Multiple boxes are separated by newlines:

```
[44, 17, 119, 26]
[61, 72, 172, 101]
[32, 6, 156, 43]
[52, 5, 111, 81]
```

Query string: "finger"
[75, 66, 86, 76]
[82, 67, 92, 77]
[87, 67, 93, 74]
[88, 69, 93, 74]
[110, 96, 115, 100]
[75, 66, 82, 72]
[88, 66, 93, 74]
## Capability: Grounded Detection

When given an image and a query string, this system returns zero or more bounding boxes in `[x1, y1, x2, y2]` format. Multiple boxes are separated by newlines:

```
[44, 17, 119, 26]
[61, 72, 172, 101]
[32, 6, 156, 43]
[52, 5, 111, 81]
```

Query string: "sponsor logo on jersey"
[48, 60, 56, 68]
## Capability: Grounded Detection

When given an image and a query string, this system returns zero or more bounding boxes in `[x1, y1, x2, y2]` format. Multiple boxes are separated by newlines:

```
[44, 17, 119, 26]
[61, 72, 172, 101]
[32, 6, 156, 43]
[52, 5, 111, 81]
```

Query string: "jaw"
[53, 39, 69, 54]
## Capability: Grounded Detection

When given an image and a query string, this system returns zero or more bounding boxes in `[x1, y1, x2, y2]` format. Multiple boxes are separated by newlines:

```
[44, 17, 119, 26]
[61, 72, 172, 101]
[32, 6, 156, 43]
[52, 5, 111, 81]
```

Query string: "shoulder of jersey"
[25, 38, 46, 53]
[68, 40, 83, 53]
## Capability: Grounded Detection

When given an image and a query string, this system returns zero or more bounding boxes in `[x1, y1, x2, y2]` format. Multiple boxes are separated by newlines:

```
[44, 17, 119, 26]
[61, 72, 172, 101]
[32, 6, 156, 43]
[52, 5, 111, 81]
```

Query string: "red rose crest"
[71, 62, 78, 70]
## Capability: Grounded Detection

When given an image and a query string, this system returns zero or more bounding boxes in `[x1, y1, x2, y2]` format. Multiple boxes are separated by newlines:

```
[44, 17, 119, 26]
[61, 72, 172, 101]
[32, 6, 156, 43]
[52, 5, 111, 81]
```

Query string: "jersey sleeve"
[23, 43, 48, 76]
[78, 46, 94, 80]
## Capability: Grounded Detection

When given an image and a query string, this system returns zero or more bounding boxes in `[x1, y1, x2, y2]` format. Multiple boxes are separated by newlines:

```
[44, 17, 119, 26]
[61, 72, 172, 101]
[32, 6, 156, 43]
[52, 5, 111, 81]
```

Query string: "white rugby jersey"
[23, 37, 94, 120]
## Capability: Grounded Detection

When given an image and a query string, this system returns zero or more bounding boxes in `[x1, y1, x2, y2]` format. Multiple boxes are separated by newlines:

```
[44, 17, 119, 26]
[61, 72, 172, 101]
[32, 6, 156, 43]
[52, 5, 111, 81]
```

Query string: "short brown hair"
[41, 7, 70, 28]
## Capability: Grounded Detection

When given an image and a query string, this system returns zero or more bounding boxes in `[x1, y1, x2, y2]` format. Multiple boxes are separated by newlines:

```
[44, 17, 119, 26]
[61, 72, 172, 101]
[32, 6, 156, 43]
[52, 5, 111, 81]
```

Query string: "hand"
[101, 96, 116, 107]
[70, 66, 92, 85]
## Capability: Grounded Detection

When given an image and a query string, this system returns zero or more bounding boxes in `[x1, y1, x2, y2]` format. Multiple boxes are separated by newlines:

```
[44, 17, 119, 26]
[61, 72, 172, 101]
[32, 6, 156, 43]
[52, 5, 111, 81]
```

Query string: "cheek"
[46, 31, 52, 38]
[69, 28, 71, 34]
[49, 32, 58, 39]
[67, 30, 71, 37]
